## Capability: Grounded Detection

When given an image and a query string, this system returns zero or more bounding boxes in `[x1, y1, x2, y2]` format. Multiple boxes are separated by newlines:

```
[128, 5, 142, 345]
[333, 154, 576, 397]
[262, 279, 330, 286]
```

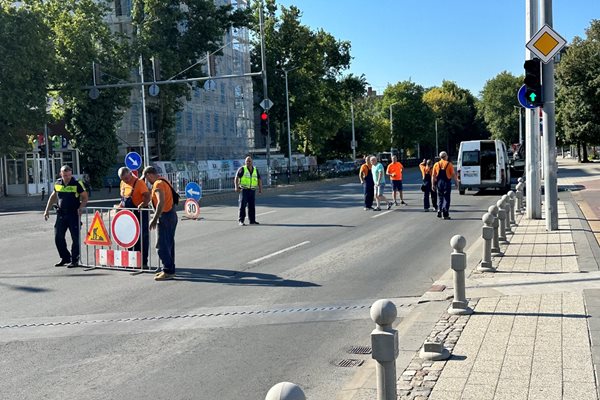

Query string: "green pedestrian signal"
[523, 58, 543, 107]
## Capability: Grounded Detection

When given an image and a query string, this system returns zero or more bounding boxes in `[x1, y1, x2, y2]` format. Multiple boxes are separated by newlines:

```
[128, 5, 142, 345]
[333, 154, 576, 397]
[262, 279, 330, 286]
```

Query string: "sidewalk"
[339, 158, 600, 400]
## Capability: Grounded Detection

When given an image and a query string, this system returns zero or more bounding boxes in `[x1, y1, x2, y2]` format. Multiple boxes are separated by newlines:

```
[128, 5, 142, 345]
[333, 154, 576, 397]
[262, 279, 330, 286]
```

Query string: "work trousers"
[238, 188, 257, 223]
[437, 181, 452, 217]
[131, 209, 150, 266]
[423, 181, 437, 210]
[55, 211, 80, 262]
[156, 209, 178, 274]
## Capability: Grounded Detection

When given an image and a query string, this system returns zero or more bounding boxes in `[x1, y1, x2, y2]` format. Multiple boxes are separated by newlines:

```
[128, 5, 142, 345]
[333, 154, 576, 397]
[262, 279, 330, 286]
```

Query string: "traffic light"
[260, 111, 269, 136]
[523, 58, 543, 107]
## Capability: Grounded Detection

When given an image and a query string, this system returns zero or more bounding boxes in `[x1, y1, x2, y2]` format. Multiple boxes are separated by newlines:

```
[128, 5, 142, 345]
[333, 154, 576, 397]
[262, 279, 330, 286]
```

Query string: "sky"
[274, 0, 600, 97]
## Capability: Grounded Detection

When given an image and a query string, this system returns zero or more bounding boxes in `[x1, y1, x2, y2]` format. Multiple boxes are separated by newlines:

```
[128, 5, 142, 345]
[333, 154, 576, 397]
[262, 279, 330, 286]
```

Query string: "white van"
[457, 140, 511, 194]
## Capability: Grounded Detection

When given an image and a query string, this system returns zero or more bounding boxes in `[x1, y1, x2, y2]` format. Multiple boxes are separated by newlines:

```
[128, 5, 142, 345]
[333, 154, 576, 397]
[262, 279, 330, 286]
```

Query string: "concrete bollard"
[496, 199, 508, 242]
[515, 182, 524, 214]
[488, 205, 501, 254]
[370, 299, 399, 400]
[420, 340, 450, 361]
[501, 195, 512, 234]
[478, 213, 495, 272]
[447, 235, 473, 315]
[265, 382, 306, 400]
[507, 191, 517, 225]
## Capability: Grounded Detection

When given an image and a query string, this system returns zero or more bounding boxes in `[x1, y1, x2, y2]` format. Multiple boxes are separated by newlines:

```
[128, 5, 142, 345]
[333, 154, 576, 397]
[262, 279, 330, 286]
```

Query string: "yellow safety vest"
[240, 166, 258, 189]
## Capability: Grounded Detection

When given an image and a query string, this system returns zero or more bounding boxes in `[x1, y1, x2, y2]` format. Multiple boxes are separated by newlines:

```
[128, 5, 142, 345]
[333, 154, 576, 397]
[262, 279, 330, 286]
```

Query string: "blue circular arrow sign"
[517, 85, 537, 109]
[124, 152, 142, 170]
[185, 182, 202, 201]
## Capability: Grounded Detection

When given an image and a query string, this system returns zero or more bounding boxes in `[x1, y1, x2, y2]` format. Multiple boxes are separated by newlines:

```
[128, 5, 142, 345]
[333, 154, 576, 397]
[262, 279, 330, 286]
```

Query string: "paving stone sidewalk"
[396, 201, 599, 400]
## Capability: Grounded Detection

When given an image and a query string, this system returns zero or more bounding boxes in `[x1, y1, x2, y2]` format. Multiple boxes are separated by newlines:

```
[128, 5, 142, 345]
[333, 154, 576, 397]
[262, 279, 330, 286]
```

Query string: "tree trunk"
[582, 143, 589, 163]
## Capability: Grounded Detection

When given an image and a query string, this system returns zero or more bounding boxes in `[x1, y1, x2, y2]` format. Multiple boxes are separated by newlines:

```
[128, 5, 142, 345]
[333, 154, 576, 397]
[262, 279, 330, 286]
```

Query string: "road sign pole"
[525, 0, 541, 219]
[139, 56, 150, 167]
[259, 3, 270, 183]
[541, 0, 558, 230]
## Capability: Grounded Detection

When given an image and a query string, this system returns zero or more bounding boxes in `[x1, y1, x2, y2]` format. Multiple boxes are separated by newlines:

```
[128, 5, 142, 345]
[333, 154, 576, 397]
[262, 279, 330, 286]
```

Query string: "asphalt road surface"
[0, 169, 501, 399]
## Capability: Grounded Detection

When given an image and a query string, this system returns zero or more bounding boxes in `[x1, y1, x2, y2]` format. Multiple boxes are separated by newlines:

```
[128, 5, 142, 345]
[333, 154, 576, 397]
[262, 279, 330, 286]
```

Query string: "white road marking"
[248, 241, 311, 265]
[256, 210, 277, 217]
[372, 210, 393, 218]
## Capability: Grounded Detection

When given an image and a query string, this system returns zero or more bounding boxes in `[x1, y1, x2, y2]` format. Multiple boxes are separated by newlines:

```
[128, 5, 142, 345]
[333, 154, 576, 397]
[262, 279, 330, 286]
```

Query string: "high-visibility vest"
[240, 166, 258, 189]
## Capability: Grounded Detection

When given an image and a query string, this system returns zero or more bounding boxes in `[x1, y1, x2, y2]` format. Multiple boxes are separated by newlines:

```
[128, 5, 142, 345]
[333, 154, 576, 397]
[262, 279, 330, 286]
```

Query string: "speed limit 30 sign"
[184, 198, 200, 220]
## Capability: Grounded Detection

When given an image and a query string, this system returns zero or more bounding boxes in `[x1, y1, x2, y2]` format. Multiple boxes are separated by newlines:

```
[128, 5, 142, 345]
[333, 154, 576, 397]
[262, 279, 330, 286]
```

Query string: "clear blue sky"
[275, 0, 600, 97]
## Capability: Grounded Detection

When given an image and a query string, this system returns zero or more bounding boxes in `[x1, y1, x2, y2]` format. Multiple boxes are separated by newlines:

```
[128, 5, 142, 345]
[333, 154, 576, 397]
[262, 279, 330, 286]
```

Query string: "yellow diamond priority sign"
[526, 24, 567, 64]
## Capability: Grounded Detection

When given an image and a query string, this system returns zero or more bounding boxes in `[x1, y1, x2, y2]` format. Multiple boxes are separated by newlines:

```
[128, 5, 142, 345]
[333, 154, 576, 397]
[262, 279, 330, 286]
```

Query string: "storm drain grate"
[347, 345, 372, 355]
[336, 359, 364, 368]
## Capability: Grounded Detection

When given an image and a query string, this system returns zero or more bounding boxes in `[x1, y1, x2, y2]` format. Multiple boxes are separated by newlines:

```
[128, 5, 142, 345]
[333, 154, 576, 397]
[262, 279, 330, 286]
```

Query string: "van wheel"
[459, 188, 466, 195]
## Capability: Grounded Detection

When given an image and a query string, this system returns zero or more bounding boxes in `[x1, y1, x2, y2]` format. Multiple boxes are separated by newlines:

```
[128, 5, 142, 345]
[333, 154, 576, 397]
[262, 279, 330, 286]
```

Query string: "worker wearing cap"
[140, 166, 178, 281]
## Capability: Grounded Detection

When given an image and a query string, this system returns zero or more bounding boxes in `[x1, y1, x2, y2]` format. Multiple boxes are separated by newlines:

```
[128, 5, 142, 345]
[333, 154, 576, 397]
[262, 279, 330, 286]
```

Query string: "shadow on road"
[173, 267, 321, 287]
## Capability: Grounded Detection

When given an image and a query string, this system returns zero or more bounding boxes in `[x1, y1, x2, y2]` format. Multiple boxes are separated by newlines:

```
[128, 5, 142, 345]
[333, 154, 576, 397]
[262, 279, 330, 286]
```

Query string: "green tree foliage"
[27, 0, 132, 188]
[556, 19, 600, 161]
[251, 2, 353, 158]
[383, 81, 434, 158]
[132, 0, 250, 160]
[0, 2, 55, 156]
[423, 81, 484, 157]
[477, 72, 521, 145]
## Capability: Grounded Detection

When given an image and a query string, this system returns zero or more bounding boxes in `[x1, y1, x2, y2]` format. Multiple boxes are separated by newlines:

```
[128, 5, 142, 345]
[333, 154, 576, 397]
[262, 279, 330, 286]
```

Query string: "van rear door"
[460, 142, 481, 186]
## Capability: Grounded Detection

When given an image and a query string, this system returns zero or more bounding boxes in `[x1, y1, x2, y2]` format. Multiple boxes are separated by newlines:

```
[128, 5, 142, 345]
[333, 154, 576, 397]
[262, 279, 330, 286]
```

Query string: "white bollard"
[488, 205, 501, 254]
[478, 213, 495, 272]
[496, 199, 508, 242]
[501, 195, 512, 234]
[447, 235, 473, 315]
[508, 191, 517, 225]
[370, 299, 399, 400]
[515, 182, 524, 214]
[265, 382, 306, 400]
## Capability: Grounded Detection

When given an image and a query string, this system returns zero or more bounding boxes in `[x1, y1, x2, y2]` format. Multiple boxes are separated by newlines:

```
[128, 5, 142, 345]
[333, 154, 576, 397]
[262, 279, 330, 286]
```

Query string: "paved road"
[0, 168, 500, 399]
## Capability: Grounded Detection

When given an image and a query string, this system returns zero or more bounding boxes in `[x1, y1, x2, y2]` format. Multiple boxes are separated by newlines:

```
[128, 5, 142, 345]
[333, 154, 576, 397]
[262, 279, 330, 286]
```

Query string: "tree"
[251, 2, 353, 158]
[383, 81, 434, 158]
[0, 3, 55, 156]
[132, 0, 251, 160]
[556, 19, 600, 162]
[27, 0, 132, 188]
[478, 72, 522, 145]
[424, 81, 484, 158]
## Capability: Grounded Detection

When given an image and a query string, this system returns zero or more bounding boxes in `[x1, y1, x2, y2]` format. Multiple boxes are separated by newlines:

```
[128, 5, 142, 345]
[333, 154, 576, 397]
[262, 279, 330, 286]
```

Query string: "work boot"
[54, 259, 70, 267]
[154, 271, 175, 281]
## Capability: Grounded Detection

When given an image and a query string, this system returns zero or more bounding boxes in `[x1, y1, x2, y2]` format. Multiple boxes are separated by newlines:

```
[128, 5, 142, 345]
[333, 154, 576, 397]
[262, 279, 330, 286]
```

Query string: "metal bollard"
[478, 213, 495, 272]
[496, 199, 508, 242]
[265, 382, 306, 400]
[488, 205, 501, 254]
[448, 235, 473, 315]
[507, 191, 517, 225]
[370, 299, 399, 400]
[501, 195, 512, 234]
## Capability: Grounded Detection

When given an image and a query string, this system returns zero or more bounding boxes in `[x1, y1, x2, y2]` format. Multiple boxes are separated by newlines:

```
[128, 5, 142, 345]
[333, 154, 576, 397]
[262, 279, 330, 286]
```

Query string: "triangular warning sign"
[84, 211, 111, 246]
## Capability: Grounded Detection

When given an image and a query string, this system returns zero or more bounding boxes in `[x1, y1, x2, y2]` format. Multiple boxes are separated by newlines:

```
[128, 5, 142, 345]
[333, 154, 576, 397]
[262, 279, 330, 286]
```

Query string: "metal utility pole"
[139, 56, 150, 167]
[541, 0, 558, 230]
[259, 3, 270, 176]
[284, 66, 298, 176]
[525, 0, 542, 219]
[514, 106, 523, 145]
[351, 102, 356, 160]
[435, 119, 439, 156]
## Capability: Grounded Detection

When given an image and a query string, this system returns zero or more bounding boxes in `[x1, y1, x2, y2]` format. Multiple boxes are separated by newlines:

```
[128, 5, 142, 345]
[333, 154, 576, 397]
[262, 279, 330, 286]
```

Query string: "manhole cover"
[347, 345, 372, 354]
[336, 359, 364, 368]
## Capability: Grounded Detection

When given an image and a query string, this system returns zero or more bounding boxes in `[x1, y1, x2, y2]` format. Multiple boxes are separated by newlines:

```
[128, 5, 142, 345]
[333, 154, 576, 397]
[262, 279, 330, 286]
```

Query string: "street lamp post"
[435, 119, 439, 157]
[389, 102, 399, 155]
[283, 66, 299, 181]
[514, 106, 523, 145]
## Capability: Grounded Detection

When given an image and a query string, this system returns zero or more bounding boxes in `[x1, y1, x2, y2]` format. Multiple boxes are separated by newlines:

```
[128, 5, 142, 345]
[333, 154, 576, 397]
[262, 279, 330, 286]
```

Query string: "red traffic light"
[260, 112, 268, 121]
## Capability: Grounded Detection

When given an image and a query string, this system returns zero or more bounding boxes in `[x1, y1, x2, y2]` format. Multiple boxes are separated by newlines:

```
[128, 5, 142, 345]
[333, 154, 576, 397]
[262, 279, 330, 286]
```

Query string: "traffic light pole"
[139, 55, 150, 167]
[541, 0, 558, 230]
[525, 0, 542, 219]
[259, 3, 270, 181]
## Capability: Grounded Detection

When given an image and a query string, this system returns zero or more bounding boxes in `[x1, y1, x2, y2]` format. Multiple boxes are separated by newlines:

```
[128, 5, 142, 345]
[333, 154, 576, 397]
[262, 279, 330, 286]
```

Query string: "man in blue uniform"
[44, 165, 88, 267]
